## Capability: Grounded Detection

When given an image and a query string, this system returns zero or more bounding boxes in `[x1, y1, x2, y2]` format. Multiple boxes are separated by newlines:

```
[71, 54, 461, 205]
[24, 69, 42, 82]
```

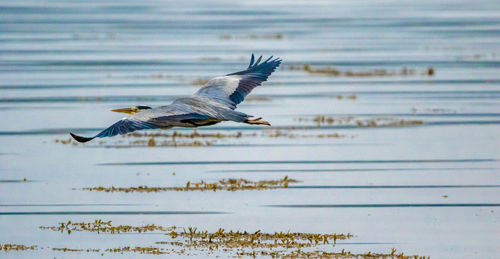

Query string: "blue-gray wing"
[194, 54, 281, 108]
[70, 103, 208, 143]
[70, 119, 158, 143]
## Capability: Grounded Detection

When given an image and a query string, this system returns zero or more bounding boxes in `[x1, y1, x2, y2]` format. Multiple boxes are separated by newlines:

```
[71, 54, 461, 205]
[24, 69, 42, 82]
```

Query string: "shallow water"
[1, 0, 500, 258]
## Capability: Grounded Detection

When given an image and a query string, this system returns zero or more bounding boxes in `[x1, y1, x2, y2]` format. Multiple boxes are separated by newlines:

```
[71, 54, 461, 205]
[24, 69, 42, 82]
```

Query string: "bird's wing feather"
[195, 54, 281, 108]
[70, 119, 158, 143]
[96, 119, 157, 137]
[169, 97, 251, 122]
[70, 104, 208, 143]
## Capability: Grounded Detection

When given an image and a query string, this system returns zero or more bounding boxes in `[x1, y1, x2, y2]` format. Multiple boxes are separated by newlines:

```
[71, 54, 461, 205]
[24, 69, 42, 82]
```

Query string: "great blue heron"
[70, 54, 281, 143]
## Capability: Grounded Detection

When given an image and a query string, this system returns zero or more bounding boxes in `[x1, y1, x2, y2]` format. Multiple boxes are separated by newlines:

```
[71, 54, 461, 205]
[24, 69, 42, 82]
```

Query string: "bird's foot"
[244, 117, 271, 126]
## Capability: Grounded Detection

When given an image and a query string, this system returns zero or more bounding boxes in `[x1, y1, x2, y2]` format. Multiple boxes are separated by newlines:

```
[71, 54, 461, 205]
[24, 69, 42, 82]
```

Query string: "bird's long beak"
[111, 107, 137, 114]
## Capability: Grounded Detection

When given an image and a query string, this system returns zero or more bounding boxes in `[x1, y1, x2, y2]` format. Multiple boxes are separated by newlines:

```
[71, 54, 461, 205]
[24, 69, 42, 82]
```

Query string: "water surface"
[1, 0, 499, 258]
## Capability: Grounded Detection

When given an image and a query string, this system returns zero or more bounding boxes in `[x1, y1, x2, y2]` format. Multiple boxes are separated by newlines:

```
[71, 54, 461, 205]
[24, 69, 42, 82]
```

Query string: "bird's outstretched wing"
[70, 54, 281, 143]
[70, 119, 158, 143]
[70, 104, 213, 143]
[195, 54, 281, 109]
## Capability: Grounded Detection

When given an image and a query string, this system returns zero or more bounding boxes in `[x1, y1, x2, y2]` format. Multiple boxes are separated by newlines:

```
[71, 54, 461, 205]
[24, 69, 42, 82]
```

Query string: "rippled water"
[1, 0, 499, 258]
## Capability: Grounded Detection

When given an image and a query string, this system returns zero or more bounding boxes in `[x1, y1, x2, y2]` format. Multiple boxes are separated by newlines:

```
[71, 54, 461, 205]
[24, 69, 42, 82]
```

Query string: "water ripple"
[99, 159, 496, 166]
[265, 203, 500, 208]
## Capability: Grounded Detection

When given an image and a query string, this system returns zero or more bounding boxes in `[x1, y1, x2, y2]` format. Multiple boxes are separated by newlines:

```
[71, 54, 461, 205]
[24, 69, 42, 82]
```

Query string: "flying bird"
[70, 54, 281, 143]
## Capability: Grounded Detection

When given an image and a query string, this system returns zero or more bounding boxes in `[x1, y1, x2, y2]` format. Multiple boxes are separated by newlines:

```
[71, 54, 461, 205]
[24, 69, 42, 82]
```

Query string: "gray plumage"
[70, 54, 282, 143]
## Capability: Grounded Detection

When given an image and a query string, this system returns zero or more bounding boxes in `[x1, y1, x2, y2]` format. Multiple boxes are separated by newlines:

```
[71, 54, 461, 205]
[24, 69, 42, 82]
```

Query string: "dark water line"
[2, 119, 500, 136]
[0, 204, 146, 207]
[99, 159, 496, 166]
[264, 203, 500, 208]
[0, 82, 181, 90]
[0, 91, 499, 103]
[0, 128, 103, 135]
[336, 242, 398, 245]
[286, 113, 500, 118]
[208, 167, 497, 173]
[286, 185, 500, 189]
[0, 180, 36, 183]
[0, 211, 230, 215]
[3, 79, 500, 90]
[2, 60, 500, 68]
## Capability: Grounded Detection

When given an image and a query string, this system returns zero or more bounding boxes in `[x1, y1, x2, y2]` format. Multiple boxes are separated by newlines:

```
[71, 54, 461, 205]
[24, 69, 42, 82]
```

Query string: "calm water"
[1, 0, 500, 258]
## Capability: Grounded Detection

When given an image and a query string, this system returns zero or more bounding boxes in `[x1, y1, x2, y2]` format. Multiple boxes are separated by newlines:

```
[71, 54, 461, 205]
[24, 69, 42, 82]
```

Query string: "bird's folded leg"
[244, 117, 271, 126]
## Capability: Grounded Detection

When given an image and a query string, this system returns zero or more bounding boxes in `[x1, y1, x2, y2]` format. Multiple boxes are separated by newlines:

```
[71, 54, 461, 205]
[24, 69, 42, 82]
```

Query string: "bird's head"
[111, 105, 152, 114]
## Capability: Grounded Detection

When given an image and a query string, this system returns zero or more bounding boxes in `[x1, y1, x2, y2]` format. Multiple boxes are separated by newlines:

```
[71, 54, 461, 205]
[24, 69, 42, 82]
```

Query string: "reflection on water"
[1, 0, 500, 257]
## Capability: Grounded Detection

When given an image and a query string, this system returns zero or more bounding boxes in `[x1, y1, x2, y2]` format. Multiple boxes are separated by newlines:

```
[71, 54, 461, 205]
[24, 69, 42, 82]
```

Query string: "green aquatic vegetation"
[80, 176, 299, 193]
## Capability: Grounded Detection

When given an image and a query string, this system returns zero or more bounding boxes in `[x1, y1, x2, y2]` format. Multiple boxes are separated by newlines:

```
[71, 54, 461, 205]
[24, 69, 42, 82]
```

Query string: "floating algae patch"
[80, 176, 299, 193]
[0, 244, 37, 251]
[6, 243, 427, 258]
[263, 129, 353, 139]
[40, 219, 173, 234]
[105, 246, 164, 255]
[52, 248, 100, 253]
[50, 246, 428, 258]
[287, 64, 435, 77]
[129, 138, 213, 147]
[125, 130, 351, 140]
[124, 130, 249, 139]
[54, 138, 79, 145]
[296, 115, 424, 128]
[54, 129, 353, 148]
[36, 221, 428, 258]
[54, 137, 214, 148]
[333, 94, 357, 100]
